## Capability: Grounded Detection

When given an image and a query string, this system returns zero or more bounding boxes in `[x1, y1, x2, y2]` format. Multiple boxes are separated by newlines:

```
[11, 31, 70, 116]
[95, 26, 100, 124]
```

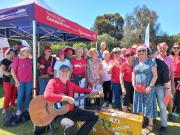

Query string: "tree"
[73, 43, 87, 49]
[86, 34, 119, 51]
[121, 5, 160, 48]
[92, 13, 124, 41]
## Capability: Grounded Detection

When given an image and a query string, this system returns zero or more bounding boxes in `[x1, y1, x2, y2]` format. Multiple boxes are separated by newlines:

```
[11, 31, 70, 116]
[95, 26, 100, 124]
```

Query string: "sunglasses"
[137, 49, 146, 53]
[173, 47, 180, 49]
[114, 51, 120, 54]
[125, 54, 134, 57]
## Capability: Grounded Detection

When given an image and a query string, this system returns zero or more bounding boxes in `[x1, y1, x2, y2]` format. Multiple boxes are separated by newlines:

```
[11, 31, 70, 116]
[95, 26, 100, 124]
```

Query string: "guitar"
[29, 94, 95, 127]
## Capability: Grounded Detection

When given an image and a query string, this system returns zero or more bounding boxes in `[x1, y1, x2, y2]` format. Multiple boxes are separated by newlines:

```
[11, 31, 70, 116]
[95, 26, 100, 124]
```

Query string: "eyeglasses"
[173, 47, 180, 49]
[137, 49, 146, 53]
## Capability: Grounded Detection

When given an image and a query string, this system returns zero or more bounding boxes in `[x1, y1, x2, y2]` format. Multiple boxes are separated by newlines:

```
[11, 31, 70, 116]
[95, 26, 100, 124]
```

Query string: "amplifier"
[84, 97, 101, 110]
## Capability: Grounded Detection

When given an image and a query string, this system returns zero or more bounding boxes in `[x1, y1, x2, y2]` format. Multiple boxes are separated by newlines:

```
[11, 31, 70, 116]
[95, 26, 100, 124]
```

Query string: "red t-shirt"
[111, 58, 125, 83]
[38, 56, 56, 75]
[44, 78, 91, 111]
[171, 56, 180, 78]
[121, 61, 133, 82]
[71, 57, 86, 78]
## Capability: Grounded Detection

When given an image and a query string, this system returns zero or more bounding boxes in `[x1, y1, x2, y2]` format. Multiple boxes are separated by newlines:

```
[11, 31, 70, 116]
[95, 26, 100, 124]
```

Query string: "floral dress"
[87, 58, 102, 85]
[133, 58, 157, 119]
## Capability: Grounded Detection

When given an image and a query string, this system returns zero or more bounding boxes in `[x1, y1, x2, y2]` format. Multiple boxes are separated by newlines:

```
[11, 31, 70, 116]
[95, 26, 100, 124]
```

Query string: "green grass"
[0, 83, 180, 135]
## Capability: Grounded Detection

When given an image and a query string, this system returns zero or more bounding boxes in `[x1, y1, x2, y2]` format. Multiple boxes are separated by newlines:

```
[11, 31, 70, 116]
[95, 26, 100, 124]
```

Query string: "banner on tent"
[34, 4, 97, 41]
[0, 5, 33, 22]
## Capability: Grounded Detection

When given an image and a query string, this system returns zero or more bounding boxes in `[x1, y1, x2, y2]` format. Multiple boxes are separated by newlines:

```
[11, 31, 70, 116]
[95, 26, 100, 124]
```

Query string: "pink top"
[12, 57, 32, 82]
[71, 57, 86, 78]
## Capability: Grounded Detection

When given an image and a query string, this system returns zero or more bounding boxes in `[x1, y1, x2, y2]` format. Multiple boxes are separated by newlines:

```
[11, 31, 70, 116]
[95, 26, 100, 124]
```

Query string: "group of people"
[0, 41, 179, 135]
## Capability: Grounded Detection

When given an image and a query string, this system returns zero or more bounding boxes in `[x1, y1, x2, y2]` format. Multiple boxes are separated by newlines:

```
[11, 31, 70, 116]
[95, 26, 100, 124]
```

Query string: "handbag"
[163, 95, 171, 106]
[134, 84, 146, 93]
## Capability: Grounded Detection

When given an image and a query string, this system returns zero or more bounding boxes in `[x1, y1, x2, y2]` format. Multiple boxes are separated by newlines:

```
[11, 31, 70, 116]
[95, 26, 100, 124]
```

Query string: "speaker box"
[84, 97, 101, 110]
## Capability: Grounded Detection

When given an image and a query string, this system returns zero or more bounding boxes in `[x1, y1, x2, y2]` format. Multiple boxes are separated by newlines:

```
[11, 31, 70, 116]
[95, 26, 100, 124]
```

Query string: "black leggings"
[173, 78, 180, 113]
[122, 81, 134, 106]
[102, 81, 112, 103]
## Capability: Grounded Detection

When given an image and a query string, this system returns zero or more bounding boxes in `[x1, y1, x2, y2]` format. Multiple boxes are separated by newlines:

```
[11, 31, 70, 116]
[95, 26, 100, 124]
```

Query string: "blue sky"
[1, 0, 179, 35]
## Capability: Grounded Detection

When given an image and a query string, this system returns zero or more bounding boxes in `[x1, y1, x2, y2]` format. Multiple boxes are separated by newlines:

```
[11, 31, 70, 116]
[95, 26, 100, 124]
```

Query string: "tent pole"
[38, 41, 40, 57]
[32, 20, 37, 98]
[96, 42, 97, 50]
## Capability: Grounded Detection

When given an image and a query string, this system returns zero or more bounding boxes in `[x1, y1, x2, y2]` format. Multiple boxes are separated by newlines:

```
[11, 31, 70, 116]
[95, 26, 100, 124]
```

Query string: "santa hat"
[2, 47, 13, 56]
[20, 45, 31, 52]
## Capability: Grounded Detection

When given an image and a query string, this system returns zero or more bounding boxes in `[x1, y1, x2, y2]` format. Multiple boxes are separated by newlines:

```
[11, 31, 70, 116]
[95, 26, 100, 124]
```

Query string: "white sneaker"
[102, 102, 108, 108]
[108, 104, 112, 108]
[2, 109, 7, 115]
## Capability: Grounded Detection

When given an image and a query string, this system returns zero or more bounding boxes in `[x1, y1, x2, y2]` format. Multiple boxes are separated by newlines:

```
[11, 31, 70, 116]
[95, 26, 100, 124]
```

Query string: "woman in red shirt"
[71, 48, 87, 107]
[109, 47, 125, 110]
[171, 42, 180, 116]
[71, 48, 86, 85]
[37, 46, 56, 95]
[120, 48, 135, 112]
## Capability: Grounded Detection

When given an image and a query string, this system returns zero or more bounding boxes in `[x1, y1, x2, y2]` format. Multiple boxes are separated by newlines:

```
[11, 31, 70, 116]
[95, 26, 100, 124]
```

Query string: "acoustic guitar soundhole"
[53, 102, 63, 110]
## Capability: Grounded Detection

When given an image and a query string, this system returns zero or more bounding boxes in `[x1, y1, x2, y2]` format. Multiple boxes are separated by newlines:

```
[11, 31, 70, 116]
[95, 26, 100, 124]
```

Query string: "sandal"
[143, 124, 153, 134]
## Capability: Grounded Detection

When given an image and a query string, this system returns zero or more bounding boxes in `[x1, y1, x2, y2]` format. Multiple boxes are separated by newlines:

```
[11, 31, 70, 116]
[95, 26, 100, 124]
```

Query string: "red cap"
[124, 48, 135, 57]
[44, 46, 52, 52]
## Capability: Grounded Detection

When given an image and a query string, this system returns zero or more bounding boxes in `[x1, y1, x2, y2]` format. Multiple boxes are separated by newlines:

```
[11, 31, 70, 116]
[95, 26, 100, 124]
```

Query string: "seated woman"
[132, 45, 158, 134]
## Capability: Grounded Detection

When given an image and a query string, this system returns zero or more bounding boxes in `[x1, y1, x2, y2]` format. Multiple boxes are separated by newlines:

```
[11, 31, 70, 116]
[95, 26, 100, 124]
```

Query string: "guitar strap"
[66, 81, 69, 96]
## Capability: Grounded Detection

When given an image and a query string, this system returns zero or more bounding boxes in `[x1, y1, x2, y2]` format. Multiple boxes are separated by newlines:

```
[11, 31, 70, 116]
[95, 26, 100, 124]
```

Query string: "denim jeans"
[155, 86, 167, 127]
[17, 82, 32, 113]
[38, 77, 50, 95]
[112, 83, 122, 109]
